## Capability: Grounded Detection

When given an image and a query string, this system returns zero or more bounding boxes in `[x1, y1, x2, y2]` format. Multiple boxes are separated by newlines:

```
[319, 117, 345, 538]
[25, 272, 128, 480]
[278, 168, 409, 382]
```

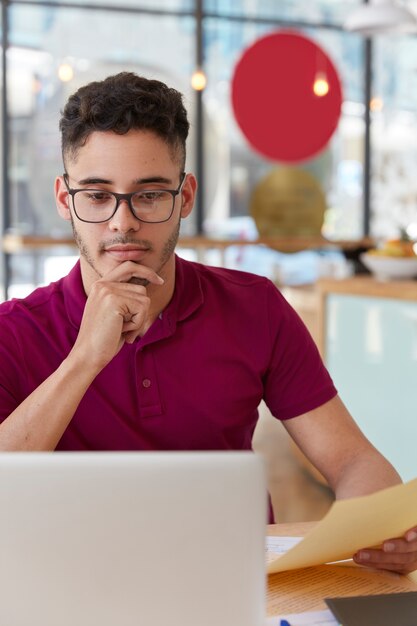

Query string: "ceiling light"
[344, 0, 417, 36]
[58, 63, 74, 82]
[370, 96, 384, 111]
[313, 73, 330, 97]
[191, 69, 207, 91]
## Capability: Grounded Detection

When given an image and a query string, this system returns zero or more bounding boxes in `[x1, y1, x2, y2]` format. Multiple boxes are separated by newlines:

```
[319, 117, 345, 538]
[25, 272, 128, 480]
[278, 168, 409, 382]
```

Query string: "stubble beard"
[70, 216, 181, 286]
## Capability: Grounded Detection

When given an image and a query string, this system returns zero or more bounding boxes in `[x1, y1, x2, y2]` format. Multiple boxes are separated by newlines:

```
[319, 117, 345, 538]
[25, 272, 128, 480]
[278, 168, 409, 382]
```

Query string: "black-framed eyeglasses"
[63, 172, 186, 224]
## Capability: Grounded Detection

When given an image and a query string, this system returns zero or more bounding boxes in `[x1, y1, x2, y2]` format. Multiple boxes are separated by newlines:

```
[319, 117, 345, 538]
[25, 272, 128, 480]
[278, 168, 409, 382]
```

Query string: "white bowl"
[360, 252, 417, 281]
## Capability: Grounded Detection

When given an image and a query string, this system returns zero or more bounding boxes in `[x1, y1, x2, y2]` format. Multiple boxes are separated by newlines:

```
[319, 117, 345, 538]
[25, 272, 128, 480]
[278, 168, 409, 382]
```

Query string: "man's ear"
[55, 176, 71, 221]
[180, 173, 197, 219]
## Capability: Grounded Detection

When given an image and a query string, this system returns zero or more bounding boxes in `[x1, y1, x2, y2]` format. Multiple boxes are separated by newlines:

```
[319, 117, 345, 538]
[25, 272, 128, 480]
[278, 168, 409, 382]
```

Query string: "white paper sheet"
[266, 536, 303, 556]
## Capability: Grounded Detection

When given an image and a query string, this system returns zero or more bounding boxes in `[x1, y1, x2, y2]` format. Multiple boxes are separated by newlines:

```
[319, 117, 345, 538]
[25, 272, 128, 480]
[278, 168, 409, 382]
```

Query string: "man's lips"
[104, 245, 150, 261]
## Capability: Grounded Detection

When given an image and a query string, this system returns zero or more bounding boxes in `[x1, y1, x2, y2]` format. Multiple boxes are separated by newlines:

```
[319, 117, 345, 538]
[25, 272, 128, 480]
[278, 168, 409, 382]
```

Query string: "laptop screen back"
[0, 452, 267, 626]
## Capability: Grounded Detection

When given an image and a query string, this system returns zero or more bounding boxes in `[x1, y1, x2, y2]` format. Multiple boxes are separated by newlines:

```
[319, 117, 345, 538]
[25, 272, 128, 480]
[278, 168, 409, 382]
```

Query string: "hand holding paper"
[267, 478, 417, 576]
[354, 523, 417, 575]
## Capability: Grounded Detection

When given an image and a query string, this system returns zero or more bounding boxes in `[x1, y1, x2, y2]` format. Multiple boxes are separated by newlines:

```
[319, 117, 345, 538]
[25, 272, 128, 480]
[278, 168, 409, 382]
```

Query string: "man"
[0, 72, 415, 574]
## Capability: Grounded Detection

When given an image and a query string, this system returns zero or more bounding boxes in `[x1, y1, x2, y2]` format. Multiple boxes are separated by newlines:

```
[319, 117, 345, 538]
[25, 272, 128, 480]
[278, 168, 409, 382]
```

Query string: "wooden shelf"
[1, 233, 375, 254]
[317, 275, 417, 302]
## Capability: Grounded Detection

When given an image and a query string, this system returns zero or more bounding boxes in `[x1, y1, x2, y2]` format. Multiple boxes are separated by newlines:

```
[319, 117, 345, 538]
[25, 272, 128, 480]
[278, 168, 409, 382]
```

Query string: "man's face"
[55, 129, 195, 292]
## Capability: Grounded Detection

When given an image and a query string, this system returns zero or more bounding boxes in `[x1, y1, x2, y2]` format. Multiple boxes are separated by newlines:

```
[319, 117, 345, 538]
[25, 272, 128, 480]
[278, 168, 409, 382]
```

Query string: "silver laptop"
[0, 452, 266, 626]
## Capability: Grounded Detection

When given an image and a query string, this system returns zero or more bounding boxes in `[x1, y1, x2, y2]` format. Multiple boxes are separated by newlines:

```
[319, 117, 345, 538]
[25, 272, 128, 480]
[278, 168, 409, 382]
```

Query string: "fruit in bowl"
[367, 238, 416, 258]
[360, 231, 417, 279]
[360, 250, 417, 280]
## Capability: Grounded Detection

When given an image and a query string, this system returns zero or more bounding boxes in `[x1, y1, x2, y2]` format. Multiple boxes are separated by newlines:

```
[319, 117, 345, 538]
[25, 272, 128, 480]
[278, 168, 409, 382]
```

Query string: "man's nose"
[108, 198, 141, 232]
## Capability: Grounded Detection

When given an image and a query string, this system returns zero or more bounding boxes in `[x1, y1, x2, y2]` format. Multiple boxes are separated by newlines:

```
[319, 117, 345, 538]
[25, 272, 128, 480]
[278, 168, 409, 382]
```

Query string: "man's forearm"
[0, 353, 100, 451]
[333, 449, 402, 500]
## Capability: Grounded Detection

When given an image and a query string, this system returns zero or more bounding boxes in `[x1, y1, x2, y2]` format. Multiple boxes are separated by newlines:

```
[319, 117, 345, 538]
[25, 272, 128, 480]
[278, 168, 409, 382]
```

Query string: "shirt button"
[142, 378, 151, 388]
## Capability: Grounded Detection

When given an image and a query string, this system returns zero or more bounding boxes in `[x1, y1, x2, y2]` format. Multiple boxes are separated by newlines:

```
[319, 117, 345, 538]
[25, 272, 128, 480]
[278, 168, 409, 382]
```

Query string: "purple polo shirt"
[0, 255, 337, 451]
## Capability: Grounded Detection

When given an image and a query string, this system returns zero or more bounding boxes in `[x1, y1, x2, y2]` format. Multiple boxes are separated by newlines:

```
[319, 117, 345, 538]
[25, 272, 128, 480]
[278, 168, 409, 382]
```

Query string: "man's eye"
[138, 191, 164, 202]
[83, 191, 112, 202]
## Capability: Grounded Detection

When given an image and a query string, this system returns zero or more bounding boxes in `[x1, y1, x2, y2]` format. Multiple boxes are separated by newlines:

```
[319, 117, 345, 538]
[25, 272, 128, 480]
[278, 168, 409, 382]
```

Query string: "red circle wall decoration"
[231, 31, 343, 163]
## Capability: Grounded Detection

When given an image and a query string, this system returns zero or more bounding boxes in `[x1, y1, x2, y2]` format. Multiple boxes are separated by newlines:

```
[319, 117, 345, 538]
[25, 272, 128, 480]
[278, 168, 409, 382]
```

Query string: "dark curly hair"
[59, 72, 189, 169]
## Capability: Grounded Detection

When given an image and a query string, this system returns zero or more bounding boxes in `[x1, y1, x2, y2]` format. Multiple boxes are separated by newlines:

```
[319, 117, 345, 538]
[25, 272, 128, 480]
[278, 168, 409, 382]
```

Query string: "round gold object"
[250, 167, 326, 238]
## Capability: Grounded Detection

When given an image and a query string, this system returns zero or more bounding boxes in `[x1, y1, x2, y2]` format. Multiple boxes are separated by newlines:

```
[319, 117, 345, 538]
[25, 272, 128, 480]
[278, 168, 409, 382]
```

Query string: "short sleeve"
[0, 312, 27, 422]
[262, 281, 337, 420]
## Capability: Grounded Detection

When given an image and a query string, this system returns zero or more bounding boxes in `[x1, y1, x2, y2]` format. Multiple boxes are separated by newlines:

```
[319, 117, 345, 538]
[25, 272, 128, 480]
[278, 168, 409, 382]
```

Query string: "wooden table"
[267, 522, 417, 616]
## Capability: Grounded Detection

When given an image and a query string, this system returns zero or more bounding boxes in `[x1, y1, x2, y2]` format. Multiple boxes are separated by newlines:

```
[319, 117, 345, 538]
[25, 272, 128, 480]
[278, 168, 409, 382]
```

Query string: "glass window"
[17, 0, 193, 9]
[371, 35, 417, 239]
[0, 7, 4, 300]
[203, 18, 365, 239]
[7, 5, 195, 239]
[204, 0, 363, 27]
[8, 0, 415, 296]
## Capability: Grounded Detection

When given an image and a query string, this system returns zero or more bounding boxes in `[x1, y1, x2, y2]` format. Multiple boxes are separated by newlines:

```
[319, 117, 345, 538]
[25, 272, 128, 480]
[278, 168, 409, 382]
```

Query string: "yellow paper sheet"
[268, 477, 417, 574]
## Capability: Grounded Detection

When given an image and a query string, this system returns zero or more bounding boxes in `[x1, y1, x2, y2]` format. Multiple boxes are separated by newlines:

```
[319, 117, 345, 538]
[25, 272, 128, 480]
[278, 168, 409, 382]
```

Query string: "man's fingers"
[123, 329, 142, 344]
[77, 262, 160, 362]
[353, 544, 417, 574]
[383, 537, 417, 554]
[405, 527, 417, 542]
[122, 312, 147, 329]
[99, 261, 164, 286]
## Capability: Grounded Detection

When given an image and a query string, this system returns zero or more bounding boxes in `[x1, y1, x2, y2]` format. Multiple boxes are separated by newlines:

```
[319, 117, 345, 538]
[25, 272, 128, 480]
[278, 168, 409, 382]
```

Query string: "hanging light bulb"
[370, 96, 384, 112]
[58, 63, 74, 82]
[313, 72, 330, 97]
[191, 68, 207, 91]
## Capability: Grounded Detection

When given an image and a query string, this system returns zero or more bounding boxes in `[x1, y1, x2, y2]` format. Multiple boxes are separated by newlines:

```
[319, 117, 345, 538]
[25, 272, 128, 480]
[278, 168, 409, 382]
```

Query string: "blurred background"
[2, 0, 417, 293]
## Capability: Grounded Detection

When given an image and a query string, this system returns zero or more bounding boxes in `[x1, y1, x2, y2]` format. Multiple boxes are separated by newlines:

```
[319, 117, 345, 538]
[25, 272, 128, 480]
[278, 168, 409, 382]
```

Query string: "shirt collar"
[63, 260, 87, 329]
[165, 254, 204, 323]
